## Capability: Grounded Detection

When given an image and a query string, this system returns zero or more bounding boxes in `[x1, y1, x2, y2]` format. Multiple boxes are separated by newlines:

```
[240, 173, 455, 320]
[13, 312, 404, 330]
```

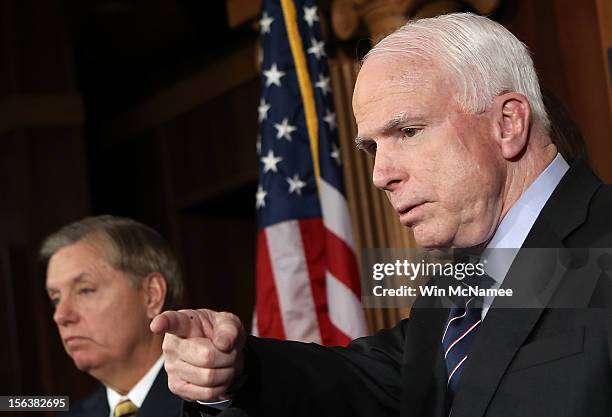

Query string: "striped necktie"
[442, 297, 482, 407]
[114, 399, 138, 417]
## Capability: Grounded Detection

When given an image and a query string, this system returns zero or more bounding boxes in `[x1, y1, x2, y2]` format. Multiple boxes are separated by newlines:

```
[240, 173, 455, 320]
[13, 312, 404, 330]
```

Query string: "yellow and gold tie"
[113, 399, 138, 417]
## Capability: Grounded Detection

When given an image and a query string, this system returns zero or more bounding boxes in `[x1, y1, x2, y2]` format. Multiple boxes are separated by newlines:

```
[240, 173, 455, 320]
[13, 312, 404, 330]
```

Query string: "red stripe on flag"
[255, 230, 286, 339]
[324, 322, 352, 346]
[324, 228, 361, 298]
[298, 218, 352, 346]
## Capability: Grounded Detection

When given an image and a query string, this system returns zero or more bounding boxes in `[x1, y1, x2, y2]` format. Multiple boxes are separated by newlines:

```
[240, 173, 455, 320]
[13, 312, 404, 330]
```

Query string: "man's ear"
[142, 273, 167, 319]
[492, 92, 532, 160]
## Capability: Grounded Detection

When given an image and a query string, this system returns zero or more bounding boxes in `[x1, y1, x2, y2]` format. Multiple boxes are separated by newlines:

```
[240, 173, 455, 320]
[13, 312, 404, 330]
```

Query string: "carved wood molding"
[226, 0, 263, 28]
[331, 0, 500, 41]
[0, 93, 84, 134]
[107, 41, 258, 135]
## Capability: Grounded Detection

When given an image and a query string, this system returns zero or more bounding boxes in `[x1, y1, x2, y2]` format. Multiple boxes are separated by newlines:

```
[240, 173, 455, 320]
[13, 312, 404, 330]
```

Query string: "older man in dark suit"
[42, 216, 183, 417]
[152, 13, 612, 417]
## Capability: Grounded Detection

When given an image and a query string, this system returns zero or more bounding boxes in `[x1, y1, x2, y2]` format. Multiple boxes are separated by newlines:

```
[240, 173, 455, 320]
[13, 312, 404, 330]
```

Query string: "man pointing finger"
[150, 310, 245, 403]
[155, 12, 612, 417]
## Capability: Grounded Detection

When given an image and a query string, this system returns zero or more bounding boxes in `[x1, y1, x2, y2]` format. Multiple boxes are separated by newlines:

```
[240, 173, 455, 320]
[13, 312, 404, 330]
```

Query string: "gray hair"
[40, 215, 183, 310]
[364, 13, 550, 132]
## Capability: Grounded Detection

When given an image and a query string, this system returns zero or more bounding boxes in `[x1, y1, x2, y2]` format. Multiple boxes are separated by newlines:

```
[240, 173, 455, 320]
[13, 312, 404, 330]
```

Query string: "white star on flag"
[307, 38, 326, 60]
[287, 174, 307, 196]
[315, 74, 331, 95]
[264, 63, 286, 87]
[260, 149, 283, 173]
[323, 109, 337, 131]
[330, 143, 341, 165]
[255, 185, 267, 209]
[258, 98, 271, 122]
[256, 134, 262, 155]
[303, 5, 319, 27]
[260, 12, 274, 35]
[274, 118, 297, 141]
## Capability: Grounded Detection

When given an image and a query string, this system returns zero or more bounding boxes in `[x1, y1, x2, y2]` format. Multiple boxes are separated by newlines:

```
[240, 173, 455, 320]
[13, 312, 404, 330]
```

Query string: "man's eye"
[366, 143, 377, 156]
[50, 297, 60, 307]
[78, 288, 95, 295]
[401, 127, 421, 138]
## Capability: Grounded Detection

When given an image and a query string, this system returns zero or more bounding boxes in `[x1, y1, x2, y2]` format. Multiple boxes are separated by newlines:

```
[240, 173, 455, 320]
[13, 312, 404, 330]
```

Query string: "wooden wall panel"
[178, 213, 256, 326]
[0, 244, 21, 395]
[0, 129, 93, 415]
[0, 0, 90, 412]
[596, 0, 612, 118]
[10, 0, 76, 92]
[0, 0, 18, 96]
[165, 79, 260, 209]
[552, 0, 612, 181]
[108, 42, 258, 136]
[500, 0, 612, 180]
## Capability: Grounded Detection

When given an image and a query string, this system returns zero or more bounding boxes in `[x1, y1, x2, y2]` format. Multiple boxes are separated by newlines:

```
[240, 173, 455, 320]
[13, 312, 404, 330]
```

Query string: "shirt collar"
[106, 355, 164, 415]
[481, 153, 569, 284]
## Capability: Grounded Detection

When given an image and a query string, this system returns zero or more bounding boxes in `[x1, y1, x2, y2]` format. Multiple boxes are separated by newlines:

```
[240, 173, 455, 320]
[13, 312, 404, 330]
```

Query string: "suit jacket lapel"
[450, 160, 601, 417]
[78, 387, 109, 417]
[138, 368, 182, 417]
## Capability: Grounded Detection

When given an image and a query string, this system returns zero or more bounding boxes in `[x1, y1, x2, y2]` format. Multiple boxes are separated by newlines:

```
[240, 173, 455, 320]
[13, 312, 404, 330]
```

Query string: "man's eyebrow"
[381, 113, 412, 133]
[46, 273, 88, 293]
[355, 135, 371, 150]
[355, 113, 419, 149]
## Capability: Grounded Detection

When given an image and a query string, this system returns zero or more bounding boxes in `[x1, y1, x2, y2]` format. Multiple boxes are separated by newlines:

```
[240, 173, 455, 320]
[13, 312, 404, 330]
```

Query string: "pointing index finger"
[151, 310, 206, 338]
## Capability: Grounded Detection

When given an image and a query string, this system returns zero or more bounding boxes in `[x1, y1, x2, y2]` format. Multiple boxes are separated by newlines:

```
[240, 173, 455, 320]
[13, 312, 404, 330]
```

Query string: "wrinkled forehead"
[352, 54, 451, 119]
[355, 53, 450, 87]
[45, 240, 111, 288]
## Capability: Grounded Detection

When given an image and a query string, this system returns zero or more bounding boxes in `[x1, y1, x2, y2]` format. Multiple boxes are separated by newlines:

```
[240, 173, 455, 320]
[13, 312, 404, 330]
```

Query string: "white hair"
[364, 13, 550, 131]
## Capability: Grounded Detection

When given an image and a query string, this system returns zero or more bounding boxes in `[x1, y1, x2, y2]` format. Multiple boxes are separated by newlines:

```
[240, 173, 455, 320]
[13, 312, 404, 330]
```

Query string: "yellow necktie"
[114, 399, 138, 417]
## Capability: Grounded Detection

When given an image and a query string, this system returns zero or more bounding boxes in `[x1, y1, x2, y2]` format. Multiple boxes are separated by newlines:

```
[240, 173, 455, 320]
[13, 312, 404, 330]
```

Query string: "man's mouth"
[396, 202, 425, 215]
[63, 336, 89, 346]
[396, 202, 427, 224]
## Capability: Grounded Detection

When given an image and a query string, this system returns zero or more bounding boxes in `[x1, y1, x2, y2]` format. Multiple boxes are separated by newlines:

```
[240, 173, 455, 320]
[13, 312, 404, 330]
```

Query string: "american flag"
[253, 0, 367, 345]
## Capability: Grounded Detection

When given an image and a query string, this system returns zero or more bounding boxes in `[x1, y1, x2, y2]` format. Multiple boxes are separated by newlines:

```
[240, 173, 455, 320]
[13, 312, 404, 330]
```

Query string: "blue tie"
[442, 297, 483, 406]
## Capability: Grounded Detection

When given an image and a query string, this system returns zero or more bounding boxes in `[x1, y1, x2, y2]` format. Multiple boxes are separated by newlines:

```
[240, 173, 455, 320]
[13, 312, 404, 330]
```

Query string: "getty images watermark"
[360, 248, 612, 308]
[370, 258, 512, 298]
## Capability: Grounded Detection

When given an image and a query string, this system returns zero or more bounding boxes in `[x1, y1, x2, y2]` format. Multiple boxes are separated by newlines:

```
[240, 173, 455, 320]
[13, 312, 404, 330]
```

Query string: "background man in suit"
[42, 215, 184, 417]
[151, 13, 612, 417]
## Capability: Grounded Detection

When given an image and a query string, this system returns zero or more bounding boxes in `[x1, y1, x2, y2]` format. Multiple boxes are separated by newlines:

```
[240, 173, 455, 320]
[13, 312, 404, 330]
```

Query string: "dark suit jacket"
[228, 160, 612, 417]
[64, 367, 182, 417]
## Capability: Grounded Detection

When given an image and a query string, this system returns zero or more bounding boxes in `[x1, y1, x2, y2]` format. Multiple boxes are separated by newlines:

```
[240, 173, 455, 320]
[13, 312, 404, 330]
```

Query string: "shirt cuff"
[196, 399, 231, 410]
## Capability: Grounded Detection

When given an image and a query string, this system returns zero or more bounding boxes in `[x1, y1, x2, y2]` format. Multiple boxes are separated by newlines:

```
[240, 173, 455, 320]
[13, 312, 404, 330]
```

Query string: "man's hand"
[150, 309, 246, 401]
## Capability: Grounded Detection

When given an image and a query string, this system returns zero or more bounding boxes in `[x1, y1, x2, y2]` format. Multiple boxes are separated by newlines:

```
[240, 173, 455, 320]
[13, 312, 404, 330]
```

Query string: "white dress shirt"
[479, 153, 569, 318]
[106, 355, 164, 417]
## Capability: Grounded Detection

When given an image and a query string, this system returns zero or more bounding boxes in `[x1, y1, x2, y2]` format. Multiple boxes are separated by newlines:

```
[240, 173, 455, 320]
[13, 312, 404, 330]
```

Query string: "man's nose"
[372, 148, 404, 191]
[53, 296, 78, 326]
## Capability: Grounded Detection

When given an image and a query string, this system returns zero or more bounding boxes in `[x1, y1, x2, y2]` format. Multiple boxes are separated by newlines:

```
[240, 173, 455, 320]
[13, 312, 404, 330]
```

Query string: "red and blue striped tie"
[442, 297, 482, 406]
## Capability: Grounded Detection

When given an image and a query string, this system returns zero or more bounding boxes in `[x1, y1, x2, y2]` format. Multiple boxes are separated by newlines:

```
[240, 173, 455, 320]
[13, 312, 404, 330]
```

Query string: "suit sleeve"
[230, 319, 409, 417]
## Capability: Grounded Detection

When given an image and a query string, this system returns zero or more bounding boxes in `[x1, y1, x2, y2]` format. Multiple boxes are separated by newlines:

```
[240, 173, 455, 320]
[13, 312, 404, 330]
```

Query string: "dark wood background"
[0, 1, 610, 416]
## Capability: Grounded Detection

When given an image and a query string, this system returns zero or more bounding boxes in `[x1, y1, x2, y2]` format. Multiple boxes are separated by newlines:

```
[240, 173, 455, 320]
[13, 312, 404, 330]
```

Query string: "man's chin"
[414, 229, 491, 250]
[411, 226, 453, 249]
[69, 352, 101, 373]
